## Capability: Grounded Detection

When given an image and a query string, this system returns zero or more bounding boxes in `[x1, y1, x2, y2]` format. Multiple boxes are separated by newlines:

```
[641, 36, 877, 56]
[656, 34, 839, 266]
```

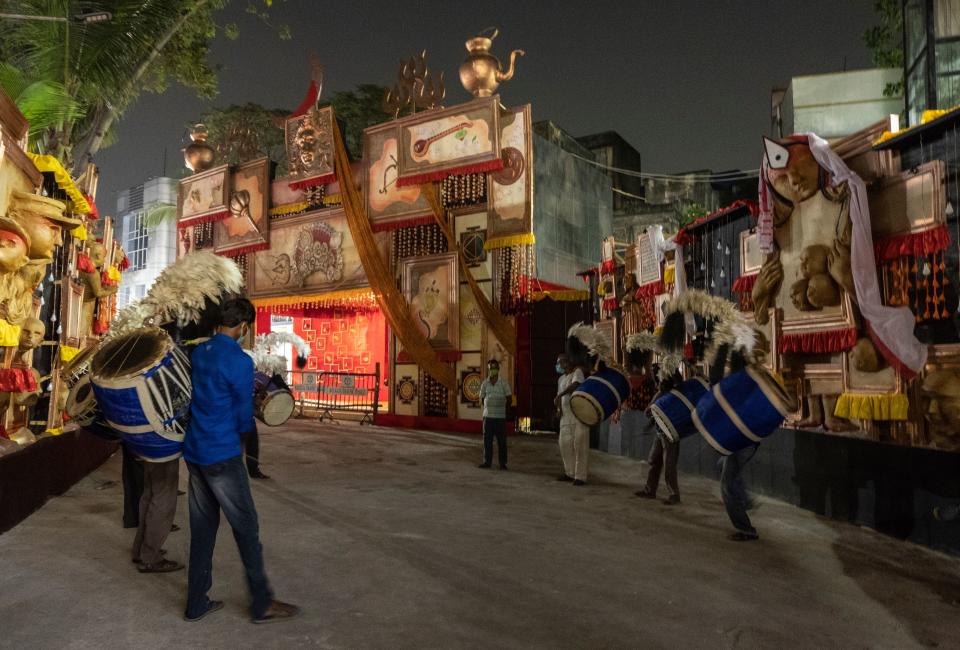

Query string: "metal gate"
[288, 363, 381, 424]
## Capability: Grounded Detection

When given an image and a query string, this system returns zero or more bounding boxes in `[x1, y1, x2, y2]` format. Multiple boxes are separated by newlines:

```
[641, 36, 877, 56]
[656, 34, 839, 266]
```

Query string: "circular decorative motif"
[342, 375, 355, 388]
[462, 371, 482, 403]
[491, 147, 524, 185]
[397, 377, 417, 403]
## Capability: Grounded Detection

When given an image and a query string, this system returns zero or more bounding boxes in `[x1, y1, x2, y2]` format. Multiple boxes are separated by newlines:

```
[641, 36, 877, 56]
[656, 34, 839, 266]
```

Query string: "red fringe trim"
[100, 271, 118, 287]
[83, 194, 99, 221]
[178, 210, 231, 229]
[288, 172, 336, 191]
[600, 259, 616, 275]
[602, 297, 618, 312]
[0, 368, 37, 393]
[778, 328, 858, 354]
[635, 280, 665, 298]
[77, 253, 95, 273]
[216, 242, 269, 257]
[732, 273, 758, 294]
[397, 349, 462, 363]
[370, 215, 436, 233]
[873, 225, 950, 263]
[865, 322, 918, 380]
[395, 158, 505, 187]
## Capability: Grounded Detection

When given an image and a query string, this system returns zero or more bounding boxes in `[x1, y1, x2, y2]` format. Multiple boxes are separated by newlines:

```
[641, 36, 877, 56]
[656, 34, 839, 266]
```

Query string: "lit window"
[124, 211, 149, 271]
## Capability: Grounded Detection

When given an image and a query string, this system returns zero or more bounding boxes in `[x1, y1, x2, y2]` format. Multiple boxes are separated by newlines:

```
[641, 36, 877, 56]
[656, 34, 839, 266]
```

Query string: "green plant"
[863, 0, 904, 97]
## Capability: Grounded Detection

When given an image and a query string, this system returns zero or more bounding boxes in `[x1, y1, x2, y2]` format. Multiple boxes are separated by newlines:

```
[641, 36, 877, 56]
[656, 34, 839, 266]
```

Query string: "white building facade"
[115, 177, 178, 307]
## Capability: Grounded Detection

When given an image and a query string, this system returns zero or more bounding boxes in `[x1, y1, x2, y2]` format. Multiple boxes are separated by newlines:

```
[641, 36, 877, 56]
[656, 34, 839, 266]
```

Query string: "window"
[124, 211, 149, 271]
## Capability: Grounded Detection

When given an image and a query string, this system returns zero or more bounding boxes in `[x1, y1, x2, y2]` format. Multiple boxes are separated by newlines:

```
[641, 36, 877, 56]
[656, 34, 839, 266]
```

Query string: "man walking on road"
[182, 297, 300, 623]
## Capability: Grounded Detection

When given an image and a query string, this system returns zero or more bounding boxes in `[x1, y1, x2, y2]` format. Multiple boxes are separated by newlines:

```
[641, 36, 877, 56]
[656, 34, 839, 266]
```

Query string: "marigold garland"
[25, 153, 90, 214]
[252, 287, 379, 312]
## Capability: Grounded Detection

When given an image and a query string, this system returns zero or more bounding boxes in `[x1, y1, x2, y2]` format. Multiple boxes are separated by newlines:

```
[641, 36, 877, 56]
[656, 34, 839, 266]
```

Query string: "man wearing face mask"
[478, 358, 511, 470]
[554, 354, 588, 485]
[182, 297, 300, 624]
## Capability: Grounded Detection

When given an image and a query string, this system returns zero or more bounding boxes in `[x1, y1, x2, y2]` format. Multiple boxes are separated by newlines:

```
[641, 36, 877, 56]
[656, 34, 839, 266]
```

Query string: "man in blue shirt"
[182, 297, 300, 624]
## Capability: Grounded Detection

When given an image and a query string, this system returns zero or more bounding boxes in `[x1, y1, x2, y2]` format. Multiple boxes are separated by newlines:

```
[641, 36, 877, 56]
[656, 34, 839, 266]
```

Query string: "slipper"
[634, 488, 657, 499]
[728, 531, 759, 542]
[138, 559, 184, 573]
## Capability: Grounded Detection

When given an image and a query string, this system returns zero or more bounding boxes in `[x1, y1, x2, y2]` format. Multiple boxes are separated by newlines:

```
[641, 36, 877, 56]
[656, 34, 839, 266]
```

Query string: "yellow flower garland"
[24, 153, 91, 214]
[484, 232, 535, 251]
[60, 345, 81, 363]
[0, 319, 21, 346]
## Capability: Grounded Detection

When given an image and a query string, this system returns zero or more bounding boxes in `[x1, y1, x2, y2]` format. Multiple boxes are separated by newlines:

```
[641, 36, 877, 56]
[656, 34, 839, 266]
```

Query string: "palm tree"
[0, 1, 284, 173]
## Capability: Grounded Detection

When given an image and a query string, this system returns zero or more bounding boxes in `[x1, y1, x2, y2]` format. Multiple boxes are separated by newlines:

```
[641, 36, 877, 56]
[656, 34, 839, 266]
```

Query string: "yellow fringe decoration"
[251, 287, 378, 310]
[323, 193, 342, 205]
[484, 232, 535, 251]
[70, 223, 88, 241]
[24, 153, 91, 214]
[663, 265, 676, 285]
[531, 289, 590, 302]
[45, 427, 63, 436]
[269, 201, 309, 216]
[60, 345, 81, 363]
[106, 266, 121, 283]
[834, 392, 909, 421]
[0, 319, 21, 346]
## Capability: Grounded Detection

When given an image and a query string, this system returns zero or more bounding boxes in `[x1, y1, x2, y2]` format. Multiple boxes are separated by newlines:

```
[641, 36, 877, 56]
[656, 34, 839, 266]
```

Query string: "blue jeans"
[720, 445, 757, 534]
[185, 456, 273, 618]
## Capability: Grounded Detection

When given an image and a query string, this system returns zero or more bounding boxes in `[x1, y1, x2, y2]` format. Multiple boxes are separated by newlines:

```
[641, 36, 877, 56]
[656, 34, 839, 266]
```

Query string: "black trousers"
[482, 417, 507, 467]
[243, 423, 261, 476]
[121, 444, 145, 529]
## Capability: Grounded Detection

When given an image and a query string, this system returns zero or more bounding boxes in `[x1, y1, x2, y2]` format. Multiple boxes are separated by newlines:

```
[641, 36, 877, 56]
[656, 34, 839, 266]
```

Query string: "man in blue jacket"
[182, 297, 299, 624]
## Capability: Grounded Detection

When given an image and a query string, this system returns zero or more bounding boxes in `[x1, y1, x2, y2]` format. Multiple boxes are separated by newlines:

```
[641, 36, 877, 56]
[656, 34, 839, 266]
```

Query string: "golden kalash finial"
[459, 28, 524, 98]
[383, 50, 446, 118]
[183, 124, 215, 173]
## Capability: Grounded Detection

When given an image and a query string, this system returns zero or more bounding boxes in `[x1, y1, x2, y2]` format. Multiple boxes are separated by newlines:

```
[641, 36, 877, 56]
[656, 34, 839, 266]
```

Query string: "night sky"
[94, 0, 877, 212]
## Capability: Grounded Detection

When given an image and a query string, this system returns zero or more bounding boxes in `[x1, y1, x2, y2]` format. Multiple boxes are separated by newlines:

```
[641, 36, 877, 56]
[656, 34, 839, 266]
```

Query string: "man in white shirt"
[554, 354, 588, 486]
[478, 359, 511, 470]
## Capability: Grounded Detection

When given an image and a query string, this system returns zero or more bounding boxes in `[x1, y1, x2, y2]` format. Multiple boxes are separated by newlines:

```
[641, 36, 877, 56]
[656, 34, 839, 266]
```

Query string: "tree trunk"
[71, 0, 211, 175]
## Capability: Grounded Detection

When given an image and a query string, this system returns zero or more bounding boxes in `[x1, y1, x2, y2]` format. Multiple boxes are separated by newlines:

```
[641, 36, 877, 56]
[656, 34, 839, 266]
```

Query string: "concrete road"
[2, 420, 959, 649]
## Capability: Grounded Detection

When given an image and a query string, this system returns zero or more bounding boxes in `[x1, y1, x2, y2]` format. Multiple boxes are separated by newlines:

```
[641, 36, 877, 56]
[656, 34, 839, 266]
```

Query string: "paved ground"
[2, 420, 960, 649]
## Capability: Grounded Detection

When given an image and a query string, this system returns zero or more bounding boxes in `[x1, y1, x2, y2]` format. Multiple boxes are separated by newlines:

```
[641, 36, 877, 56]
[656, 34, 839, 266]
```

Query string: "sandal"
[634, 487, 657, 499]
[728, 531, 759, 542]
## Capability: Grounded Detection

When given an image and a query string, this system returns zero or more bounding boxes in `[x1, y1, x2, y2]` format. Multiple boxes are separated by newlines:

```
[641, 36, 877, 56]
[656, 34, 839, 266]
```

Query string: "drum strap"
[591, 376, 624, 409]
[711, 386, 763, 443]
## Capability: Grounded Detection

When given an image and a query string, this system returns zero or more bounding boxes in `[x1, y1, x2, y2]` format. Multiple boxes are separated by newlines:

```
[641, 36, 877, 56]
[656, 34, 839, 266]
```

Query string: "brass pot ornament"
[459, 28, 524, 98]
[183, 123, 215, 173]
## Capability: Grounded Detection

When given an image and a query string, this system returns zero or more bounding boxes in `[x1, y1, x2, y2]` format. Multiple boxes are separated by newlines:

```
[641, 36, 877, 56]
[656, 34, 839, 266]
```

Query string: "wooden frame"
[636, 231, 661, 285]
[487, 103, 533, 239]
[247, 207, 368, 299]
[868, 160, 945, 237]
[396, 95, 501, 183]
[60, 279, 84, 348]
[780, 291, 859, 339]
[363, 122, 432, 228]
[284, 105, 334, 182]
[401, 251, 459, 352]
[739, 229, 762, 275]
[178, 164, 230, 225]
[214, 157, 270, 256]
[842, 349, 903, 395]
[744, 307, 781, 374]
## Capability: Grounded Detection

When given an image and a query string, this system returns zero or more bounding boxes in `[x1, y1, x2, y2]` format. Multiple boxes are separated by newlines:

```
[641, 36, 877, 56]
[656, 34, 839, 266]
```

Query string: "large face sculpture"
[762, 137, 824, 225]
[9, 191, 77, 262]
[295, 123, 318, 169]
[0, 218, 30, 274]
[88, 242, 107, 269]
[18, 317, 44, 352]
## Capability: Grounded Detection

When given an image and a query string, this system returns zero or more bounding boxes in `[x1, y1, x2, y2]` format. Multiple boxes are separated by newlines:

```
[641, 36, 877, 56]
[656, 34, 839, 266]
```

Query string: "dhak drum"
[649, 377, 710, 443]
[90, 327, 191, 461]
[570, 366, 630, 426]
[62, 345, 99, 426]
[692, 365, 797, 455]
[254, 371, 295, 427]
